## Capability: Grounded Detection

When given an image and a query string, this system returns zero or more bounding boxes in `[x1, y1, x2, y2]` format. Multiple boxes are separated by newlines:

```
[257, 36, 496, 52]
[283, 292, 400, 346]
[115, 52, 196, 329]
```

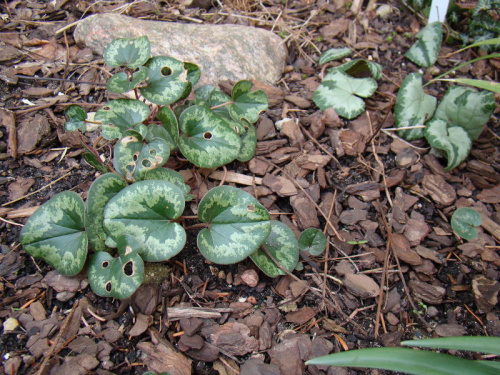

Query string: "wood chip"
[209, 170, 262, 185]
[422, 174, 456, 206]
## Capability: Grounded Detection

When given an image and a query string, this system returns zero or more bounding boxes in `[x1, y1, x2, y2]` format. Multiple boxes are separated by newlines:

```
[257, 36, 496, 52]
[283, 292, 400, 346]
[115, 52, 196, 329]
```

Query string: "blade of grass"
[402, 336, 500, 355]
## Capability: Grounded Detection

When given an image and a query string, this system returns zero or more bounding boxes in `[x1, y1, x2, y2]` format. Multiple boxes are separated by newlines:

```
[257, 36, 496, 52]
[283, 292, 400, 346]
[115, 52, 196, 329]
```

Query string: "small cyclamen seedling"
[20, 36, 326, 299]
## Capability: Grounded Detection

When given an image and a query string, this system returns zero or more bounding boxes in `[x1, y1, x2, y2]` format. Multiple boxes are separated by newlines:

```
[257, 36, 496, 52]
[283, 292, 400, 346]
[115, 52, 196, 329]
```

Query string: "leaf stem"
[210, 101, 234, 110]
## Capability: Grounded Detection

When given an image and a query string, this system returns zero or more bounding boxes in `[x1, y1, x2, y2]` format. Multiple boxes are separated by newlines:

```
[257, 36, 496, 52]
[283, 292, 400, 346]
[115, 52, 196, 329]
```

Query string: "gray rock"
[74, 13, 287, 86]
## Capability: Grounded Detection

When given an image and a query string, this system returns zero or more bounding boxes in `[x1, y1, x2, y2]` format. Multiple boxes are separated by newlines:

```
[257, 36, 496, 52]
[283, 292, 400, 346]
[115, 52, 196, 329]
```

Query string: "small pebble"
[241, 269, 259, 288]
[3, 317, 20, 332]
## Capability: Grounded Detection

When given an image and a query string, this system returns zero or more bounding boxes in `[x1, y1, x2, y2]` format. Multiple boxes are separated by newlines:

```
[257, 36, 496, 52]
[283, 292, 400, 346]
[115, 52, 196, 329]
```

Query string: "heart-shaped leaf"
[228, 80, 268, 124]
[451, 207, 482, 240]
[250, 221, 299, 277]
[154, 106, 179, 150]
[395, 73, 437, 140]
[140, 56, 190, 105]
[405, 21, 443, 67]
[20, 191, 87, 276]
[103, 180, 186, 262]
[177, 105, 241, 169]
[298, 228, 327, 256]
[95, 99, 150, 140]
[197, 186, 271, 264]
[432, 86, 495, 141]
[87, 236, 145, 299]
[318, 47, 352, 65]
[64, 105, 87, 132]
[335, 59, 383, 79]
[424, 118, 472, 171]
[107, 66, 149, 93]
[104, 36, 151, 68]
[143, 167, 191, 200]
[184, 62, 201, 88]
[113, 135, 170, 182]
[313, 70, 377, 119]
[85, 173, 127, 252]
[237, 121, 257, 162]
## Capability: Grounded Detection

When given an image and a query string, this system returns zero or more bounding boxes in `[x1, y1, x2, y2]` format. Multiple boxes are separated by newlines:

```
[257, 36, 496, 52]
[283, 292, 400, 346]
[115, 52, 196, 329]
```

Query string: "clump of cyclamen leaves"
[20, 36, 325, 300]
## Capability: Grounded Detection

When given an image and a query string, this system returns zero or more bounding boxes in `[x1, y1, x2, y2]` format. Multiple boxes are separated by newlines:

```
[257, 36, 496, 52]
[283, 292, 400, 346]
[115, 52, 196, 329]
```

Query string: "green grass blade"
[434, 79, 500, 93]
[305, 347, 498, 375]
[455, 38, 500, 53]
[402, 336, 500, 355]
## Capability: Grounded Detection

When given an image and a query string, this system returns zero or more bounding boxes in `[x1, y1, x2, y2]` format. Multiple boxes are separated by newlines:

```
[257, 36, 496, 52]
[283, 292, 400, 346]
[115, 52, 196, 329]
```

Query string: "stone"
[343, 274, 380, 298]
[74, 13, 287, 87]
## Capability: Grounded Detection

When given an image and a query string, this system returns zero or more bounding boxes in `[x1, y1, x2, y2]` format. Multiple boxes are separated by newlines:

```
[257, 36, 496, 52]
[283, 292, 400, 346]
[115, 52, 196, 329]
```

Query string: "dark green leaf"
[228, 80, 268, 124]
[450, 207, 482, 240]
[318, 47, 352, 65]
[107, 66, 149, 93]
[298, 228, 327, 256]
[95, 99, 150, 140]
[64, 105, 87, 132]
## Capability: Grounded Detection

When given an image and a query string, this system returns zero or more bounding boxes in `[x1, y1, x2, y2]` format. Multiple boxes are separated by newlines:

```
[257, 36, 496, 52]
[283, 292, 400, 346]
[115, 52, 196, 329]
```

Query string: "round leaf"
[142, 167, 191, 199]
[104, 36, 151, 68]
[451, 207, 482, 240]
[298, 228, 327, 256]
[107, 66, 149, 93]
[103, 180, 186, 262]
[318, 47, 352, 65]
[85, 173, 127, 252]
[20, 191, 87, 276]
[177, 105, 241, 169]
[250, 221, 299, 277]
[95, 99, 150, 140]
[87, 236, 145, 299]
[229, 80, 268, 124]
[197, 186, 271, 264]
[64, 105, 87, 132]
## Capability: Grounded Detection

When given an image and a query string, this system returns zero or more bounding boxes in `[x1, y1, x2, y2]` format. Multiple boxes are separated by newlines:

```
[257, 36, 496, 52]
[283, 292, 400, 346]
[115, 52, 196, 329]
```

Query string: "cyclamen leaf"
[85, 173, 127, 252]
[424, 118, 472, 171]
[405, 22, 443, 67]
[104, 36, 151, 68]
[107, 66, 149, 93]
[154, 106, 179, 150]
[318, 47, 352, 65]
[450, 207, 482, 240]
[335, 59, 383, 79]
[250, 221, 299, 278]
[197, 186, 271, 264]
[95, 99, 150, 140]
[143, 167, 191, 200]
[103, 180, 186, 262]
[64, 105, 87, 132]
[395, 73, 437, 140]
[20, 191, 87, 276]
[228, 80, 268, 124]
[298, 228, 327, 256]
[237, 121, 257, 162]
[313, 70, 377, 119]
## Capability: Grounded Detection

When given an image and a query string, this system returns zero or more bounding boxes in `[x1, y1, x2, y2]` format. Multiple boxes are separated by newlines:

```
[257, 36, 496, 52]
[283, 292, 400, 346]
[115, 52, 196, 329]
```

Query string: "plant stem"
[210, 101, 234, 110]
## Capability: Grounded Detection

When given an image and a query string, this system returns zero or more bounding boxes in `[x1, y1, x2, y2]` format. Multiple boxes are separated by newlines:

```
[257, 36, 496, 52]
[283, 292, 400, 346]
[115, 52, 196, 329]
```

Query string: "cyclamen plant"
[20, 36, 326, 299]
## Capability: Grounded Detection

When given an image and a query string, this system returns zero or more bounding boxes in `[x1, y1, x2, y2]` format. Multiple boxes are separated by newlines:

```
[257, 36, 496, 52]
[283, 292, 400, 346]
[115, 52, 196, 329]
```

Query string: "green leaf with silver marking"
[64, 105, 87, 132]
[113, 135, 170, 182]
[143, 167, 191, 200]
[140, 56, 190, 105]
[395, 73, 437, 140]
[313, 70, 377, 119]
[318, 47, 352, 65]
[451, 207, 482, 240]
[20, 191, 87, 276]
[87, 235, 145, 299]
[197, 186, 271, 264]
[184, 62, 201, 88]
[104, 36, 150, 68]
[237, 121, 257, 162]
[298, 228, 327, 256]
[405, 21, 443, 67]
[95, 99, 150, 140]
[153, 106, 179, 150]
[228, 80, 268, 124]
[250, 221, 299, 278]
[424, 118, 472, 171]
[334, 59, 383, 79]
[178, 105, 241, 169]
[85, 173, 127, 252]
[107, 66, 149, 93]
[103, 180, 186, 262]
[432, 86, 495, 141]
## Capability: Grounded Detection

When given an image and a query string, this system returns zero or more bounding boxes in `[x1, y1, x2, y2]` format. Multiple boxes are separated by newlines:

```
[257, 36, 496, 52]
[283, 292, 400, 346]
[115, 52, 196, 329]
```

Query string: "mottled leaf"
[298, 228, 327, 256]
[64, 105, 87, 132]
[177, 105, 241, 169]
[20, 191, 87, 276]
[237, 121, 257, 162]
[104, 36, 151, 68]
[451, 207, 482, 240]
[335, 59, 383, 79]
[250, 221, 299, 277]
[395, 73, 437, 140]
[103, 180, 186, 262]
[313, 70, 377, 119]
[107, 66, 149, 93]
[318, 47, 352, 65]
[85, 173, 127, 252]
[184, 62, 201, 88]
[197, 186, 271, 264]
[95, 99, 150, 140]
[142, 167, 191, 200]
[228, 80, 268, 124]
[154, 106, 179, 150]
[405, 22, 443, 67]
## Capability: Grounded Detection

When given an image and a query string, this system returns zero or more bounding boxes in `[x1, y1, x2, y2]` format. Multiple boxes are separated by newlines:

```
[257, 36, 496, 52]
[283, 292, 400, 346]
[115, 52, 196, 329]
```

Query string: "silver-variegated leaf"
[85, 173, 127, 252]
[228, 80, 268, 124]
[140, 56, 190, 105]
[298, 228, 327, 256]
[106, 66, 149, 93]
[87, 236, 145, 299]
[432, 86, 495, 141]
[405, 22, 443, 67]
[450, 207, 482, 240]
[95, 99, 150, 140]
[104, 36, 151, 68]
[154, 106, 179, 150]
[335, 59, 383, 79]
[64, 105, 87, 132]
[197, 186, 271, 264]
[313, 70, 377, 119]
[237, 121, 257, 162]
[103, 180, 186, 262]
[20, 191, 87, 276]
[318, 47, 352, 65]
[424, 118, 472, 171]
[250, 221, 299, 278]
[177, 105, 241, 169]
[142, 167, 191, 200]
[395, 73, 437, 140]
